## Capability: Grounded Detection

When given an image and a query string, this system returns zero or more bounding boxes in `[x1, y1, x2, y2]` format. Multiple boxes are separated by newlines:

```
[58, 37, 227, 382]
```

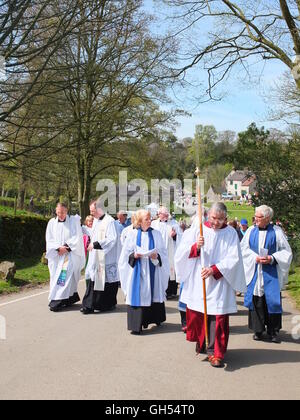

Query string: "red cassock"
[186, 232, 229, 360]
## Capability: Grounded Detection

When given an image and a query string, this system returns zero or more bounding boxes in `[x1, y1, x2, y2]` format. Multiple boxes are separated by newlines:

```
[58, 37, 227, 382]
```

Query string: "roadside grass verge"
[0, 256, 49, 295]
[287, 265, 300, 310]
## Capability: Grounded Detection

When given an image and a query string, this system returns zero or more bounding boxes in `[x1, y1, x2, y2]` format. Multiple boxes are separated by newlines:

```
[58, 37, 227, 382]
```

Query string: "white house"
[225, 170, 256, 197]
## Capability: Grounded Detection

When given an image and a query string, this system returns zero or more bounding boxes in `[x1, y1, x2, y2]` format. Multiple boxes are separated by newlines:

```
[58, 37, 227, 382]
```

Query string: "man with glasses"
[175, 202, 246, 368]
[241, 205, 292, 343]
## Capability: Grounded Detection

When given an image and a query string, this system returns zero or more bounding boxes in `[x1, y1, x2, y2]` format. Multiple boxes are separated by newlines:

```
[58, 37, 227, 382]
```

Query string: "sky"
[144, 0, 293, 139]
[172, 59, 288, 139]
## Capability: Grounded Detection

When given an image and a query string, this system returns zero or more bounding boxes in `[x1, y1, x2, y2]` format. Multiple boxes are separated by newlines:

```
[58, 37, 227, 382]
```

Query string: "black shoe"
[270, 334, 281, 344]
[253, 333, 263, 341]
[80, 307, 94, 315]
[130, 330, 141, 335]
[195, 342, 206, 355]
[49, 307, 60, 312]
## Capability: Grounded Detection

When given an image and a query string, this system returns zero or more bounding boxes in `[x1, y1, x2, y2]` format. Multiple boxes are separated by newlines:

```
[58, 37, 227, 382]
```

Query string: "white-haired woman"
[241, 205, 292, 343]
[118, 210, 170, 334]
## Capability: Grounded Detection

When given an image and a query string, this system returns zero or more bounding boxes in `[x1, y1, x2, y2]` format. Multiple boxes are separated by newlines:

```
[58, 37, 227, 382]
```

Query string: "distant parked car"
[221, 192, 234, 200]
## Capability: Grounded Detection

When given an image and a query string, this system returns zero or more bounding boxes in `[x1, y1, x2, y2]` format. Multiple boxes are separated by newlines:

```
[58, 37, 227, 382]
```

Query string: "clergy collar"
[98, 214, 105, 221]
[204, 221, 227, 230]
[159, 219, 168, 223]
[258, 224, 270, 231]
[58, 218, 66, 223]
[140, 227, 153, 232]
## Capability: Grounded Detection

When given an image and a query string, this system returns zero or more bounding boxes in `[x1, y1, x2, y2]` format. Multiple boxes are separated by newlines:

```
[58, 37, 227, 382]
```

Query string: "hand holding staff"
[197, 235, 204, 250]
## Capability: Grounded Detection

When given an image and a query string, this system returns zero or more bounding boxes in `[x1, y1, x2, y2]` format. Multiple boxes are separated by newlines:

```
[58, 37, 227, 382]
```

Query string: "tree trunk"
[54, 181, 62, 204]
[77, 157, 93, 220]
[78, 181, 92, 220]
[17, 172, 26, 210]
[17, 188, 26, 210]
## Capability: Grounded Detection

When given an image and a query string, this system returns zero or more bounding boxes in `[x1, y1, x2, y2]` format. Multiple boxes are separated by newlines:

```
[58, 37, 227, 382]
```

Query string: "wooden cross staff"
[195, 167, 209, 348]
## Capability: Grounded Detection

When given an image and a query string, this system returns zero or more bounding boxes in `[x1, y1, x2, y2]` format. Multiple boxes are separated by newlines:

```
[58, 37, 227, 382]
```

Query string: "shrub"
[0, 215, 48, 258]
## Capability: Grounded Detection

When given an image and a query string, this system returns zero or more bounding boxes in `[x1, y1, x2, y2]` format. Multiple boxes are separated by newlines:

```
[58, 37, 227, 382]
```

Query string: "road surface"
[0, 282, 300, 400]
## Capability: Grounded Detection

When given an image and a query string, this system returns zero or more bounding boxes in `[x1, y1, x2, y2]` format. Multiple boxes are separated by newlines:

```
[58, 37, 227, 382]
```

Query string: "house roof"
[206, 185, 223, 196]
[242, 176, 256, 187]
[227, 170, 249, 182]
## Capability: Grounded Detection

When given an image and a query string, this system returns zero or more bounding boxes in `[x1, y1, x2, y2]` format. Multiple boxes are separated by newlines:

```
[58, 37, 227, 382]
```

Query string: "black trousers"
[82, 279, 118, 311]
[248, 295, 282, 336]
[127, 303, 166, 333]
[166, 279, 178, 298]
[180, 310, 186, 327]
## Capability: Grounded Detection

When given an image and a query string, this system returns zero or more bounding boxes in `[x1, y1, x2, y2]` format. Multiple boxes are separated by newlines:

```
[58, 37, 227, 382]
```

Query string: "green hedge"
[0, 197, 56, 217]
[0, 215, 48, 258]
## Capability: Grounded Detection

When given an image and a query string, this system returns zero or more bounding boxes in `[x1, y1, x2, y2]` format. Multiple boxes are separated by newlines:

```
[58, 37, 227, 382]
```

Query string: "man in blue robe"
[241, 205, 292, 343]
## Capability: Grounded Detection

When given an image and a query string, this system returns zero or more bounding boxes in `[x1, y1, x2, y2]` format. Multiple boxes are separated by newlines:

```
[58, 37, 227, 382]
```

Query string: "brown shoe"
[210, 357, 225, 368]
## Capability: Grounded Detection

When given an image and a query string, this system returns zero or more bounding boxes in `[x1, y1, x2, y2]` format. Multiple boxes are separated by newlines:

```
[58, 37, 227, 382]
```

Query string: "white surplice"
[120, 223, 134, 246]
[46, 215, 85, 302]
[151, 219, 182, 281]
[118, 229, 170, 307]
[84, 214, 118, 290]
[174, 223, 246, 315]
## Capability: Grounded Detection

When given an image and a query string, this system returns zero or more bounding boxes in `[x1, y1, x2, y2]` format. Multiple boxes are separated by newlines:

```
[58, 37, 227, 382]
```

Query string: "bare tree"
[164, 0, 300, 97]
[45, 0, 178, 217]
[0, 0, 100, 162]
[268, 71, 300, 126]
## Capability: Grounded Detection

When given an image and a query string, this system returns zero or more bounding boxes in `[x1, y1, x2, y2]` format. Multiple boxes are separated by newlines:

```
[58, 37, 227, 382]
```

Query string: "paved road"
[0, 282, 300, 400]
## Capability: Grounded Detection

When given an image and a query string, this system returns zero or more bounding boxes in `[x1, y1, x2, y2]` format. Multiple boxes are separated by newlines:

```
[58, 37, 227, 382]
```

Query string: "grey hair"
[209, 202, 227, 217]
[255, 205, 274, 219]
[158, 206, 169, 215]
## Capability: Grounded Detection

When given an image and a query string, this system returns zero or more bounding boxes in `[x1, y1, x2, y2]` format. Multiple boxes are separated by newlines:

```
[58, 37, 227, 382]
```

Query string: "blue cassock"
[244, 225, 282, 314]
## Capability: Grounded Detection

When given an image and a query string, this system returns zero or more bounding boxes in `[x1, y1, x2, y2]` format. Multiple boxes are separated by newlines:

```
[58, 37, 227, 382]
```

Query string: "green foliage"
[234, 124, 300, 242]
[205, 163, 232, 194]
[194, 125, 218, 168]
[286, 265, 300, 310]
[0, 215, 48, 258]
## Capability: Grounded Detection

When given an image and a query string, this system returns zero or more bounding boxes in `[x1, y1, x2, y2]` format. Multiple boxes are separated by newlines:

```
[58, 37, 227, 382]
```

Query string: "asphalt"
[0, 282, 300, 400]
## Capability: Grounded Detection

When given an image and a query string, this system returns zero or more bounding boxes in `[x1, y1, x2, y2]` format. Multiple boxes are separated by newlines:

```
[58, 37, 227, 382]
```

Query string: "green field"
[207, 201, 255, 224]
[0, 205, 46, 219]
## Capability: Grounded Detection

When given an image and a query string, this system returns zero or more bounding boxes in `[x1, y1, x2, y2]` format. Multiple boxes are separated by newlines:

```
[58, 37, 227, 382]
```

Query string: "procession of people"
[45, 199, 293, 368]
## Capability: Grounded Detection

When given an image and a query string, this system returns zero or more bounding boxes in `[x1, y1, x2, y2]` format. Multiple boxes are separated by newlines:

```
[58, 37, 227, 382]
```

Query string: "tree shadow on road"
[230, 324, 251, 335]
[165, 306, 182, 314]
[225, 347, 300, 372]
